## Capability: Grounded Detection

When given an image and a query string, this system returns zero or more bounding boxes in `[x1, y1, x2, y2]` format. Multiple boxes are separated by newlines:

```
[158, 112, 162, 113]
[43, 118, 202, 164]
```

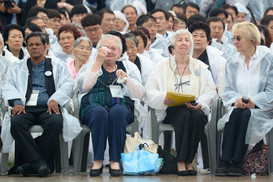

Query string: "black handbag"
[157, 146, 177, 174]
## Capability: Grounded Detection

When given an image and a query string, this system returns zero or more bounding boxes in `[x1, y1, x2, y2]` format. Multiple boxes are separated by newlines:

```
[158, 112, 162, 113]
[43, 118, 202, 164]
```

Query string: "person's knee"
[84, 106, 108, 123]
[241, 109, 251, 118]
[110, 105, 127, 117]
[231, 108, 242, 116]
[93, 106, 108, 116]
[191, 109, 205, 121]
[109, 105, 129, 125]
[10, 115, 26, 128]
[241, 109, 251, 126]
[47, 114, 63, 129]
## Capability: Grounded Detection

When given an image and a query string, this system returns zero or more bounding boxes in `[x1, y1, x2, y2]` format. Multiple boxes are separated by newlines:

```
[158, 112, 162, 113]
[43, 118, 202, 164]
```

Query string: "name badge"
[26, 90, 39, 106]
[109, 85, 124, 98]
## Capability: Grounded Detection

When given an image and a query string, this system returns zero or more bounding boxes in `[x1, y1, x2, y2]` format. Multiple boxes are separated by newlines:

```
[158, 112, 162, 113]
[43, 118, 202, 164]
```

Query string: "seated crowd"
[0, 0, 273, 178]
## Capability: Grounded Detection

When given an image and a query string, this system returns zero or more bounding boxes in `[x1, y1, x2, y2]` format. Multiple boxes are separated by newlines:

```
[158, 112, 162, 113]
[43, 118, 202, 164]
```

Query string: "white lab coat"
[218, 46, 273, 144]
[1, 58, 82, 153]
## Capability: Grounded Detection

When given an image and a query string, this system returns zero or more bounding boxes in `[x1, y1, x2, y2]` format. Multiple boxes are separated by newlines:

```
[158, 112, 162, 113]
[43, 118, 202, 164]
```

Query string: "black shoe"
[89, 166, 103, 177]
[227, 162, 242, 177]
[177, 170, 189, 176]
[17, 163, 36, 177]
[37, 165, 50, 177]
[109, 166, 122, 177]
[188, 169, 197, 176]
[215, 160, 230, 176]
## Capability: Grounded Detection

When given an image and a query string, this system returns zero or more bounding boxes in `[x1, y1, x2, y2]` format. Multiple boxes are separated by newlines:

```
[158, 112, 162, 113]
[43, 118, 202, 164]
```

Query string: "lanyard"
[97, 76, 119, 88]
[97, 65, 118, 88]
[175, 60, 189, 93]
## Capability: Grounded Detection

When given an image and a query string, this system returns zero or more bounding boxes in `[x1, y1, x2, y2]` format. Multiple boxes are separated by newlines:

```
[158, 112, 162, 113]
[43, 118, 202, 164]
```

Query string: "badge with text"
[26, 90, 39, 106]
[109, 85, 124, 98]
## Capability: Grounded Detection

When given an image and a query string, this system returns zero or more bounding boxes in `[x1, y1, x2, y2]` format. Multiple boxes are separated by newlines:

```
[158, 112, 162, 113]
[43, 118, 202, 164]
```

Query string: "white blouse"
[236, 49, 260, 97]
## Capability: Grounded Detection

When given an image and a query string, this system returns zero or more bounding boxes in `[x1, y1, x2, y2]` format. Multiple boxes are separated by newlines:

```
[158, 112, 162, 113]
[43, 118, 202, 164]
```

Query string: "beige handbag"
[124, 132, 158, 154]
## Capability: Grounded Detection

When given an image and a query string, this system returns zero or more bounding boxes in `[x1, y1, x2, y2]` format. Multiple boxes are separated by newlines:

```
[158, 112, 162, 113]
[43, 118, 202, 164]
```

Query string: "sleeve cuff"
[13, 100, 24, 106]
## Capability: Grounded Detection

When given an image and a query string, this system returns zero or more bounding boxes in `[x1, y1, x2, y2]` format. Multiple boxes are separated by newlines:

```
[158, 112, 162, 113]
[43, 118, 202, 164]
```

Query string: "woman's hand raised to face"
[95, 47, 109, 65]
[91, 47, 109, 72]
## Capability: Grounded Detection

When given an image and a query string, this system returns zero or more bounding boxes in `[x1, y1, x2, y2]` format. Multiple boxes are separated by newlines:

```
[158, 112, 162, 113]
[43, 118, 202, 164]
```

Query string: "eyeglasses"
[232, 36, 242, 41]
[37, 16, 49, 23]
[85, 27, 100, 33]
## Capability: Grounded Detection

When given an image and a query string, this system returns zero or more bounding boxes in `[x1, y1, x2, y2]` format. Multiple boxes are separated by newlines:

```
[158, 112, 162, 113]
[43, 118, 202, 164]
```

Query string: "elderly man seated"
[1, 32, 75, 177]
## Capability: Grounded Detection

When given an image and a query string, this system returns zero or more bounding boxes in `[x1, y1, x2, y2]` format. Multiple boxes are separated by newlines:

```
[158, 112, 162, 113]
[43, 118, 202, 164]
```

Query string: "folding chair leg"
[59, 136, 69, 175]
[201, 134, 210, 169]
[81, 133, 90, 172]
[0, 153, 9, 175]
[73, 132, 85, 174]
[151, 109, 160, 144]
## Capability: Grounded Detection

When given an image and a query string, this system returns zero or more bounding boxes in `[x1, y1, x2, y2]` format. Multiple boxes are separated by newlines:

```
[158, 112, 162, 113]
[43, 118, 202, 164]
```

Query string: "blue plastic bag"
[121, 149, 163, 175]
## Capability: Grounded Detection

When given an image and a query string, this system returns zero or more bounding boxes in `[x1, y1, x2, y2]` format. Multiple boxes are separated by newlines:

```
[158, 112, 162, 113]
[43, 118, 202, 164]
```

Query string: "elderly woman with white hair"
[145, 29, 217, 176]
[67, 37, 92, 80]
[77, 34, 144, 177]
[215, 22, 273, 177]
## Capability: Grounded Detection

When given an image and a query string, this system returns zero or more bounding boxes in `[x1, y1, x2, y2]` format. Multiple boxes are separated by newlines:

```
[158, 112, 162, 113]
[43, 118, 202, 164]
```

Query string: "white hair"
[170, 29, 193, 47]
[97, 34, 122, 53]
[73, 36, 92, 48]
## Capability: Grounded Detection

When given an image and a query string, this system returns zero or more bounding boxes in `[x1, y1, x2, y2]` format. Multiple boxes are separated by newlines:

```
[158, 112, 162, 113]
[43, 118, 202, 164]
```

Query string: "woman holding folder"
[145, 29, 217, 176]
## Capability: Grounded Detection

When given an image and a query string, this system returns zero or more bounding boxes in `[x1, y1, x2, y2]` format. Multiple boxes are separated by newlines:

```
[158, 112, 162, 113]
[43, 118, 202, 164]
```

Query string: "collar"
[237, 47, 258, 66]
[31, 57, 46, 67]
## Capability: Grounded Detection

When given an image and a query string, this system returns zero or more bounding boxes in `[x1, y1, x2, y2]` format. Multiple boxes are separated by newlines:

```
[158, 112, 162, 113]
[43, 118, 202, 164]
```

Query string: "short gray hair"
[123, 33, 138, 47]
[73, 36, 92, 48]
[96, 34, 122, 53]
[170, 29, 193, 47]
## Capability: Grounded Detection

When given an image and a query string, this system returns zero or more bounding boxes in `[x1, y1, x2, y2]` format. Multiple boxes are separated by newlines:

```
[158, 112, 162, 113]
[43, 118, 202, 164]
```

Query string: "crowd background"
[0, 0, 273, 178]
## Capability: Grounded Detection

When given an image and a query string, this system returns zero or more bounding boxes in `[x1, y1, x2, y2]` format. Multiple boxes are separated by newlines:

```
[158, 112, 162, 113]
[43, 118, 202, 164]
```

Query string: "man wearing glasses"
[81, 13, 103, 48]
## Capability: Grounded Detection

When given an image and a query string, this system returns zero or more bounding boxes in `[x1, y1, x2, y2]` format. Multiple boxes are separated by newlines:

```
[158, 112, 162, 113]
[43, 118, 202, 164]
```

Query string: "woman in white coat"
[145, 29, 217, 176]
[216, 22, 273, 177]
[188, 22, 226, 87]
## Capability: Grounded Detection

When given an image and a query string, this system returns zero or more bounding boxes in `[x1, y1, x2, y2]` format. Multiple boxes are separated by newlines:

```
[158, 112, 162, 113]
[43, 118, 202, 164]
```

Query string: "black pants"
[10, 106, 63, 171]
[163, 106, 207, 162]
[221, 108, 251, 163]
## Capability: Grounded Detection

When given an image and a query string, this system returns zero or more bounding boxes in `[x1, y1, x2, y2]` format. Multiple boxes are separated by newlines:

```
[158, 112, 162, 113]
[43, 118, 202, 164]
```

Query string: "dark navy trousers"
[83, 104, 132, 162]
